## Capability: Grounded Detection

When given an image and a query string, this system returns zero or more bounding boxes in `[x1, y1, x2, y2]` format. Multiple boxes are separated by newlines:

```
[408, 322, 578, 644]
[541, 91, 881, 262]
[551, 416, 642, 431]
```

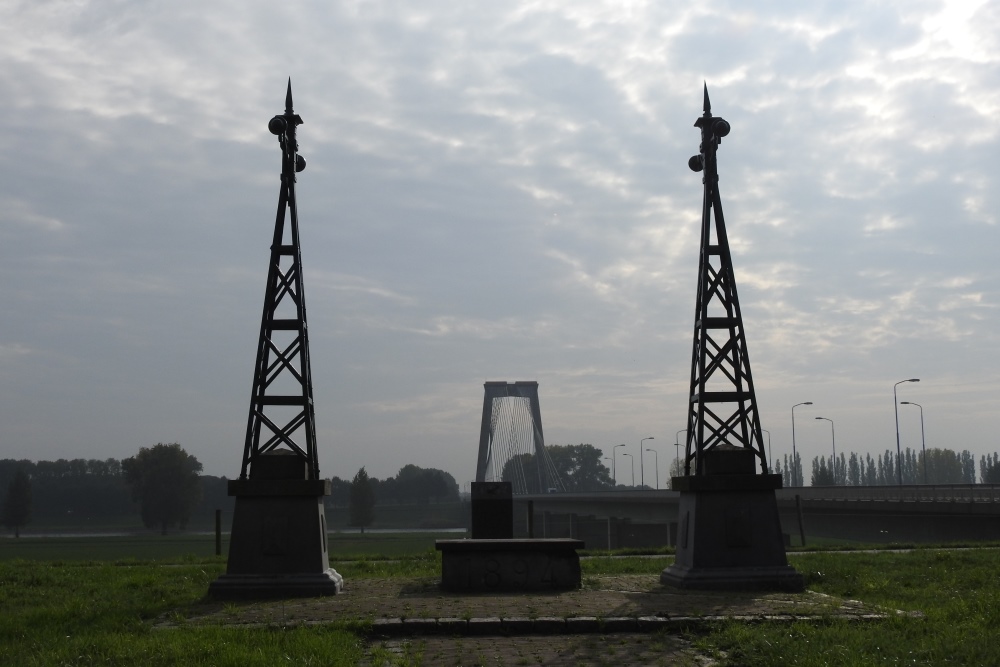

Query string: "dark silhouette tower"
[681, 84, 766, 475]
[239, 80, 319, 483]
[210, 80, 342, 598]
[661, 86, 802, 591]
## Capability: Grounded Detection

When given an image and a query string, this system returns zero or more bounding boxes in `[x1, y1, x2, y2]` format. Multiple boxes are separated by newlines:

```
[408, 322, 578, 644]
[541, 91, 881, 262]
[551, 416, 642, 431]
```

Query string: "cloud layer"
[1, 0, 998, 484]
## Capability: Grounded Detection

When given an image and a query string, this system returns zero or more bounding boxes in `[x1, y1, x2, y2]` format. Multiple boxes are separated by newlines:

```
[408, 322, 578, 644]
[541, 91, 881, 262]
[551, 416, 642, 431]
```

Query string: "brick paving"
[160, 574, 888, 664]
[175, 575, 878, 629]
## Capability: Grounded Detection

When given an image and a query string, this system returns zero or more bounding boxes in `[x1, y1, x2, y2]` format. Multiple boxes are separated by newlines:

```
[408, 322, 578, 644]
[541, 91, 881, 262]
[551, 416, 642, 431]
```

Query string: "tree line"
[326, 463, 460, 507]
[769, 447, 1000, 487]
[0, 451, 464, 536]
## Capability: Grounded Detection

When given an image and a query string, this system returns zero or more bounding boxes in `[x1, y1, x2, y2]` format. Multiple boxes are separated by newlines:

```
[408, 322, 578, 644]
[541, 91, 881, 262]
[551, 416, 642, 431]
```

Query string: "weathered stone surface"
[177, 574, 888, 634]
[468, 617, 502, 635]
[437, 538, 583, 592]
[662, 477, 804, 592]
[209, 476, 344, 599]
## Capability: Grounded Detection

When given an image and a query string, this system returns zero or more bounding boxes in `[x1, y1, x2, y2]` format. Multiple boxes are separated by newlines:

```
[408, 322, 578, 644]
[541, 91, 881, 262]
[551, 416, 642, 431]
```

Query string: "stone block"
[436, 538, 583, 592]
[565, 616, 601, 633]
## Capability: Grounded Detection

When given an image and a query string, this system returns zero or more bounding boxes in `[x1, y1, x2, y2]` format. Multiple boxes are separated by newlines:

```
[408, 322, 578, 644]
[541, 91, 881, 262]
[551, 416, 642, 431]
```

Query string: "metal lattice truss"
[239, 81, 320, 481]
[683, 86, 766, 475]
[475, 381, 566, 495]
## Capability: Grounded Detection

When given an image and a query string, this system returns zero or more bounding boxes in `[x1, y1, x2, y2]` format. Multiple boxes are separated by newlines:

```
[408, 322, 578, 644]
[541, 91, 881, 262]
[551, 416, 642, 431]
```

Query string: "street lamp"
[674, 429, 687, 477]
[612, 444, 625, 486]
[622, 453, 635, 487]
[894, 379, 920, 485]
[645, 447, 660, 489]
[762, 429, 772, 473]
[791, 402, 813, 487]
[640, 437, 654, 488]
[900, 401, 927, 484]
[815, 417, 836, 485]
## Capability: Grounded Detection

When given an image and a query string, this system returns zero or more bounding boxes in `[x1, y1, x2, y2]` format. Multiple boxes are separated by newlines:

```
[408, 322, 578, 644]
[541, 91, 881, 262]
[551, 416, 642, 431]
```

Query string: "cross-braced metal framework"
[238, 80, 320, 481]
[682, 85, 767, 476]
[475, 381, 566, 495]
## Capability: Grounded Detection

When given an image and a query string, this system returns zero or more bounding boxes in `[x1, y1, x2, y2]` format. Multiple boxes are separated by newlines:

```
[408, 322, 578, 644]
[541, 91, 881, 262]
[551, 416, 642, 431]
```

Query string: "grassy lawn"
[0, 531, 461, 562]
[700, 548, 1000, 666]
[2, 534, 999, 665]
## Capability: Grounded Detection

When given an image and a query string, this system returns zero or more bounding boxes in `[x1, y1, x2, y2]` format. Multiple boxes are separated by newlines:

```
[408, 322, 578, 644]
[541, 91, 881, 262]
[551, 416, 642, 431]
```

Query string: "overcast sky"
[1, 0, 998, 487]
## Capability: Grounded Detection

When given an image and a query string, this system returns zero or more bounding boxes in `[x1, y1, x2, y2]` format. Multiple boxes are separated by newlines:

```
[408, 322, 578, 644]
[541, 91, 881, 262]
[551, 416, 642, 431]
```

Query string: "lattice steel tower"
[682, 84, 767, 476]
[239, 78, 320, 481]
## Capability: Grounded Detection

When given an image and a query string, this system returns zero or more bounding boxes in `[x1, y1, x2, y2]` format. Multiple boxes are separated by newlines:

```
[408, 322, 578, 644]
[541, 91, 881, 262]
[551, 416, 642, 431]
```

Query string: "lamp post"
[674, 429, 686, 477]
[900, 401, 927, 484]
[815, 417, 836, 485]
[894, 379, 920, 485]
[791, 402, 813, 487]
[645, 448, 660, 489]
[622, 453, 634, 487]
[640, 437, 654, 488]
[612, 444, 625, 486]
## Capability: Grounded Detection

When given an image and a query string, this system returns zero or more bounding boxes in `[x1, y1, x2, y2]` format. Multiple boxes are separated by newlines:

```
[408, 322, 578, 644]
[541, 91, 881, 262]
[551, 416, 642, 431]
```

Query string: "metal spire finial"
[703, 82, 711, 114]
[285, 77, 294, 114]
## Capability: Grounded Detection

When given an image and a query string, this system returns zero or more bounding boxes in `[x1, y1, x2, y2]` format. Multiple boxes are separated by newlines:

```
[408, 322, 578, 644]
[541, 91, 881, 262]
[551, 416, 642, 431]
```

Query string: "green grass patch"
[0, 530, 462, 562]
[4, 537, 1000, 666]
[0, 559, 361, 666]
[582, 555, 673, 575]
[328, 531, 462, 558]
[700, 548, 1000, 666]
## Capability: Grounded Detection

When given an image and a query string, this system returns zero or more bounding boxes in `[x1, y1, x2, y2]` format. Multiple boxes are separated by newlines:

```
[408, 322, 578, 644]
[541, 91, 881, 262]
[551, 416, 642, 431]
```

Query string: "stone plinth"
[209, 453, 343, 599]
[436, 538, 583, 592]
[471, 481, 513, 539]
[661, 448, 803, 592]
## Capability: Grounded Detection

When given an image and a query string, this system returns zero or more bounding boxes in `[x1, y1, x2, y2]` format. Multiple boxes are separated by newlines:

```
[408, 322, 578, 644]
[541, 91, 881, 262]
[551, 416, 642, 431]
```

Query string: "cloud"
[1, 0, 999, 484]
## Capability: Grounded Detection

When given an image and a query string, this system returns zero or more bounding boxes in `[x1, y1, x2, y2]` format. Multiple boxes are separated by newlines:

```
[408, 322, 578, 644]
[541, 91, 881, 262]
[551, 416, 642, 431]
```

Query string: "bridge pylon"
[475, 381, 564, 495]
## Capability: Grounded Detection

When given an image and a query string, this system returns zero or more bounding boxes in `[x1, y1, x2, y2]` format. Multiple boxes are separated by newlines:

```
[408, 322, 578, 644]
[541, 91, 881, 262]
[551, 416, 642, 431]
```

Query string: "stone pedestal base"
[209, 479, 343, 599]
[209, 570, 343, 599]
[436, 539, 583, 592]
[660, 474, 804, 592]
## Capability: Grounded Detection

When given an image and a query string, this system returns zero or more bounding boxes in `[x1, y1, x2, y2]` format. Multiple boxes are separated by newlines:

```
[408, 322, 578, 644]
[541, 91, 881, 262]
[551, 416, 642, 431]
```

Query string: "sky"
[1, 0, 998, 487]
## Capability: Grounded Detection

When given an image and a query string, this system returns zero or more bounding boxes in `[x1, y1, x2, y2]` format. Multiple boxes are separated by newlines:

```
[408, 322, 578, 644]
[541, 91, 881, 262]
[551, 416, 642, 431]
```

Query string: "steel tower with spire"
[661, 87, 802, 592]
[682, 84, 766, 476]
[211, 80, 342, 598]
[239, 78, 320, 482]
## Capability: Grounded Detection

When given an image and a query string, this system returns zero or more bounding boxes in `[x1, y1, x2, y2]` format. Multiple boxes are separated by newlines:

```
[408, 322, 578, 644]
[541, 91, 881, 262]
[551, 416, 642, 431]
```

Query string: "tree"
[349, 467, 376, 533]
[392, 465, 459, 504]
[1, 470, 32, 537]
[122, 443, 202, 535]
[500, 444, 614, 493]
[982, 453, 1000, 485]
[810, 457, 835, 486]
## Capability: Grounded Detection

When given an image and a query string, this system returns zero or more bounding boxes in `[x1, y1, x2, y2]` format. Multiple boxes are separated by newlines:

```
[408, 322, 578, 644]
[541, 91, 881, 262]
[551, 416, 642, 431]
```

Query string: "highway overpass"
[511, 485, 1000, 547]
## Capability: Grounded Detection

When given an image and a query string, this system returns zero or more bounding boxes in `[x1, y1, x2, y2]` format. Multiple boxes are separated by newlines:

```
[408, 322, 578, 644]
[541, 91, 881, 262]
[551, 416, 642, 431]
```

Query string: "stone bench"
[436, 538, 584, 593]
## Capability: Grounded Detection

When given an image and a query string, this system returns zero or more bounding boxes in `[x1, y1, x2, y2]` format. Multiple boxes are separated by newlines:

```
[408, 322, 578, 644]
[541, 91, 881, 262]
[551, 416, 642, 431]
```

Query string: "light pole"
[640, 437, 654, 488]
[791, 402, 812, 487]
[815, 417, 836, 484]
[612, 444, 625, 486]
[646, 447, 660, 489]
[674, 429, 686, 477]
[622, 453, 634, 487]
[894, 378, 920, 485]
[900, 401, 927, 484]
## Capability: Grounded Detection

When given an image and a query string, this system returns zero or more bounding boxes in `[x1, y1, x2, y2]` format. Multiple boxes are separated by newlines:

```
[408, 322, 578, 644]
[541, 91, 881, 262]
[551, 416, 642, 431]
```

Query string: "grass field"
[2, 535, 999, 665]
[0, 531, 463, 562]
